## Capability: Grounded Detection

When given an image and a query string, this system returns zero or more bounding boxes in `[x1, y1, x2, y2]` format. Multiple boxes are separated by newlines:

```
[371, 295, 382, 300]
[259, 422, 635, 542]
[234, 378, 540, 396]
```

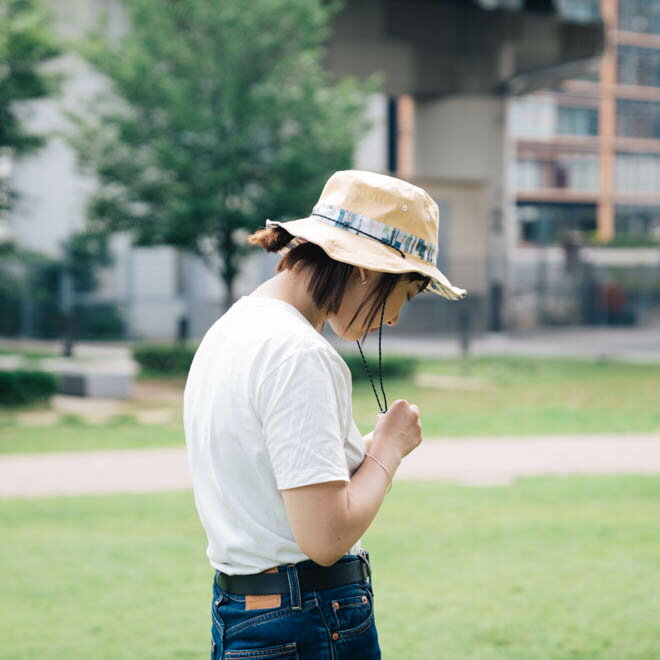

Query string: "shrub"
[340, 353, 419, 382]
[0, 267, 20, 336]
[587, 234, 660, 248]
[0, 370, 59, 407]
[132, 345, 419, 381]
[132, 344, 197, 375]
[74, 303, 125, 339]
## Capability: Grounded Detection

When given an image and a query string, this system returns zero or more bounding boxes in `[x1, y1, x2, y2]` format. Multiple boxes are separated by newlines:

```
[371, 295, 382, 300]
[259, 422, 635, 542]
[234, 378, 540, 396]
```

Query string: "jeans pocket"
[212, 595, 225, 635]
[330, 584, 374, 637]
[224, 641, 299, 659]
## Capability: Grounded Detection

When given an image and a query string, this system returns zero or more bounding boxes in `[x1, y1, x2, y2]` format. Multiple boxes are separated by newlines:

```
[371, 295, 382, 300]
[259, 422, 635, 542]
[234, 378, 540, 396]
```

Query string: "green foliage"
[73, 302, 125, 339]
[0, 0, 62, 211]
[0, 369, 58, 406]
[62, 229, 113, 293]
[340, 352, 419, 382]
[0, 245, 124, 339]
[66, 0, 378, 303]
[0, 247, 62, 337]
[132, 343, 196, 375]
[586, 233, 660, 248]
[0, 261, 21, 335]
[0, 0, 61, 153]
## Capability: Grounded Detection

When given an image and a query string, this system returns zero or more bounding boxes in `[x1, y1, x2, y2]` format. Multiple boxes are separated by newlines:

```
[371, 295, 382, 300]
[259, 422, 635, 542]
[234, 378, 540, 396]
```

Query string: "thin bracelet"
[364, 452, 393, 494]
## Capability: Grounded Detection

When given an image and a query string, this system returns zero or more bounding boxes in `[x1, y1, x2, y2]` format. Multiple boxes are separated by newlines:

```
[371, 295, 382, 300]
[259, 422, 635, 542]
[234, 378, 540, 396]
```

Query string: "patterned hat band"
[310, 203, 438, 265]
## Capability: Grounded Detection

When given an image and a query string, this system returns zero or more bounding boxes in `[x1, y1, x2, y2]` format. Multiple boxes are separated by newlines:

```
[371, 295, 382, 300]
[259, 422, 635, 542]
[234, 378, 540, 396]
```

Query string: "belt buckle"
[357, 548, 372, 588]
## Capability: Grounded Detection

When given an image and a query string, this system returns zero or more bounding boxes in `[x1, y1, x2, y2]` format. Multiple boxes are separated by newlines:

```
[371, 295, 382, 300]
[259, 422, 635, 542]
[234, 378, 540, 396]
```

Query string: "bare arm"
[281, 400, 421, 566]
[363, 430, 373, 452]
[281, 441, 401, 566]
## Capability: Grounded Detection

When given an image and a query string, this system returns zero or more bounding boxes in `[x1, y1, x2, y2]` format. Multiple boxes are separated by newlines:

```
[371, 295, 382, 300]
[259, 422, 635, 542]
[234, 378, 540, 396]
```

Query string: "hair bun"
[247, 226, 294, 253]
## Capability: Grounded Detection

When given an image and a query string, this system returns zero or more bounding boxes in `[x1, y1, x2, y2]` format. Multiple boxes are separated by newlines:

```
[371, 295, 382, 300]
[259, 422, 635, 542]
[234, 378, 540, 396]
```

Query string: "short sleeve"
[255, 347, 350, 490]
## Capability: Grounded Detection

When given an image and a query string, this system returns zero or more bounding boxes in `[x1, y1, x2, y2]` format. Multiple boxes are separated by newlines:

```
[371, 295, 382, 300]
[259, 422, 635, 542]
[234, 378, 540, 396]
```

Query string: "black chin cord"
[356, 299, 388, 414]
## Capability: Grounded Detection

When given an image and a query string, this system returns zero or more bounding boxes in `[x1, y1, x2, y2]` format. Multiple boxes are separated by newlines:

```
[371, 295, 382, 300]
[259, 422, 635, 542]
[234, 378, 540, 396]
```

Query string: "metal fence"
[509, 247, 660, 329]
[3, 248, 660, 343]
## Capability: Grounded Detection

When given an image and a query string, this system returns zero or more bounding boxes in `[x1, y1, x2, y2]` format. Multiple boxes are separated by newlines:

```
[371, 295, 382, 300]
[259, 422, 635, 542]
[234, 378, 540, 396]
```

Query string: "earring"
[361, 280, 367, 285]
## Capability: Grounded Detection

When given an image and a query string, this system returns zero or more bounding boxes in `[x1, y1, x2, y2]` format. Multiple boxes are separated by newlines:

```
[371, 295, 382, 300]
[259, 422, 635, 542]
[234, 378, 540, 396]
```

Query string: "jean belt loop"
[285, 564, 303, 611]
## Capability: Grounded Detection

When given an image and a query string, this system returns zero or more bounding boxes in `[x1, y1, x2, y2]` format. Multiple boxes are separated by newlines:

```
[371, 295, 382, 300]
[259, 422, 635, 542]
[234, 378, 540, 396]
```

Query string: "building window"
[556, 106, 598, 135]
[618, 45, 660, 88]
[615, 153, 660, 193]
[619, 0, 660, 35]
[556, 0, 600, 22]
[616, 99, 660, 139]
[511, 96, 599, 138]
[477, 0, 523, 10]
[616, 205, 660, 239]
[516, 151, 599, 191]
[518, 203, 596, 245]
[510, 96, 556, 138]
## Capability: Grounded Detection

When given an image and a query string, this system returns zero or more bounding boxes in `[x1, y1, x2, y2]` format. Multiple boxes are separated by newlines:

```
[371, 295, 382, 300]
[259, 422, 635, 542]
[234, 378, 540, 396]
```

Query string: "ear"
[358, 266, 367, 282]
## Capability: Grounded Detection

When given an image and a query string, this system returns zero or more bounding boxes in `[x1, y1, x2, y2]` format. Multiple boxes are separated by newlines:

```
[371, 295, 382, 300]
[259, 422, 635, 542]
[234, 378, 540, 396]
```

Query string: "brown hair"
[248, 226, 431, 341]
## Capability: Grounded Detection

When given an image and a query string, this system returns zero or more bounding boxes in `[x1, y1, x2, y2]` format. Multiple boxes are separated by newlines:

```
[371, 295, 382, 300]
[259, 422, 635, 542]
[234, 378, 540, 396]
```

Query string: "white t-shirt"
[183, 295, 366, 575]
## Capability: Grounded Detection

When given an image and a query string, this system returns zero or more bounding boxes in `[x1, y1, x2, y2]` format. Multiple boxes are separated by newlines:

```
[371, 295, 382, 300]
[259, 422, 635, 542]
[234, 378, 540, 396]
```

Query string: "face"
[326, 268, 426, 341]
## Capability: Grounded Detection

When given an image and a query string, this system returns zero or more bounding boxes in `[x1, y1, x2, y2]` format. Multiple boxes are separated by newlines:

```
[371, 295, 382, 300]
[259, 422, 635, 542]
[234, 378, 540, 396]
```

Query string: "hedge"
[339, 353, 418, 382]
[0, 370, 59, 407]
[131, 345, 419, 381]
[132, 344, 196, 375]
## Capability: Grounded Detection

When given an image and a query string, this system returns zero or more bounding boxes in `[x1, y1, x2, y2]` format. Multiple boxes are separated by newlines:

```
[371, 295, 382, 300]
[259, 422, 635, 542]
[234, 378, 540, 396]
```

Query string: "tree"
[0, 0, 60, 212]
[67, 0, 377, 309]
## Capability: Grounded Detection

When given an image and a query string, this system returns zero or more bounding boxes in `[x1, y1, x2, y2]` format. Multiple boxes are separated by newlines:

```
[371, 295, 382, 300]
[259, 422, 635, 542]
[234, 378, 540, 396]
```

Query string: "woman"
[184, 170, 466, 659]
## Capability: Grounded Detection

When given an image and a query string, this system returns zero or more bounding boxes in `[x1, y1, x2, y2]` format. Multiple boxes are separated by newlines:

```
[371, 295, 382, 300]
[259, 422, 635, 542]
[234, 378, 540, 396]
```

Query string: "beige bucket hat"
[265, 170, 467, 300]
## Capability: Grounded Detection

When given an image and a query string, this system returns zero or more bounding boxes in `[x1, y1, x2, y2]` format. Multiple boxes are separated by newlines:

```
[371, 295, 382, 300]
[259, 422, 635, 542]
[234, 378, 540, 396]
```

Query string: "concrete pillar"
[597, 0, 617, 242]
[396, 94, 415, 180]
[413, 94, 512, 331]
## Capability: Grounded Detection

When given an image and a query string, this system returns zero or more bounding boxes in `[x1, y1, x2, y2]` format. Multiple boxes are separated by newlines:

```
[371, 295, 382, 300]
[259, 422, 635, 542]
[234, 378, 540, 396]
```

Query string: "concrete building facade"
[509, 0, 660, 328]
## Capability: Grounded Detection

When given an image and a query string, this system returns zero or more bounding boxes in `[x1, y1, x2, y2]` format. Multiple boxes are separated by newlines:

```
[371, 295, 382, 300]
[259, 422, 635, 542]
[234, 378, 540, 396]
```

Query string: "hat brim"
[265, 217, 467, 301]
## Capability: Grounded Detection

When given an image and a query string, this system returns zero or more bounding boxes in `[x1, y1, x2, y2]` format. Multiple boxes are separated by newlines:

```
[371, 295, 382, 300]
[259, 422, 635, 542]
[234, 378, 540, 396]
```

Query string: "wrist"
[368, 438, 402, 473]
[364, 451, 394, 494]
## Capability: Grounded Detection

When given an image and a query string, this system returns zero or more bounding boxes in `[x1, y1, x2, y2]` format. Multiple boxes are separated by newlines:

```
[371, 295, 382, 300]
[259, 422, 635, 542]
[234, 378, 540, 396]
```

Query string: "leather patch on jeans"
[245, 567, 281, 610]
[245, 593, 281, 610]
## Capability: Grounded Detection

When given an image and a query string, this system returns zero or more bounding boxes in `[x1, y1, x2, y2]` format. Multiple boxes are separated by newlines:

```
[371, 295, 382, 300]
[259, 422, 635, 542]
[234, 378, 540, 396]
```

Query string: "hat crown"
[317, 170, 439, 246]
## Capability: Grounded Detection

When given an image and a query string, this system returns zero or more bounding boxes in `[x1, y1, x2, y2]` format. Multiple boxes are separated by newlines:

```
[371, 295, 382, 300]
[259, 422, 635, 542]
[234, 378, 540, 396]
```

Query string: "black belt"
[215, 555, 371, 595]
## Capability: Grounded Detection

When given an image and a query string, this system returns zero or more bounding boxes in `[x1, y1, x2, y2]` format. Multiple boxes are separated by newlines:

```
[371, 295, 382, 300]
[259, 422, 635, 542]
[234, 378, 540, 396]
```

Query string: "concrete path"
[334, 325, 660, 363]
[1, 434, 659, 498]
[4, 325, 660, 363]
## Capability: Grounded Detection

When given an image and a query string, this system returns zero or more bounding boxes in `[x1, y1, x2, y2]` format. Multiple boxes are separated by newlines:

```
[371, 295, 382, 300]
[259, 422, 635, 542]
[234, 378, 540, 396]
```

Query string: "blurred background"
[2, 0, 659, 345]
[1, 2, 659, 659]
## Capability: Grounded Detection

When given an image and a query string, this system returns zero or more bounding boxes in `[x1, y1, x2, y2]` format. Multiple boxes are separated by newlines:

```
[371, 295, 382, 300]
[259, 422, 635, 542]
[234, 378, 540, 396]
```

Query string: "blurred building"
[509, 0, 660, 327]
[325, 0, 605, 335]
[10, 0, 646, 341]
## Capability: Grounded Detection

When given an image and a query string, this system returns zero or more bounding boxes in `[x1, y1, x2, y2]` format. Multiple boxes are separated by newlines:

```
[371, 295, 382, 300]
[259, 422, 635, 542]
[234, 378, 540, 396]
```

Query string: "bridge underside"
[325, 0, 604, 97]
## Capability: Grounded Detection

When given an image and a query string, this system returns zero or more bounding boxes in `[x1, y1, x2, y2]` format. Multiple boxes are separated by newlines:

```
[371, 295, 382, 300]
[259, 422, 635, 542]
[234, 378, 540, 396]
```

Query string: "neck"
[250, 268, 327, 333]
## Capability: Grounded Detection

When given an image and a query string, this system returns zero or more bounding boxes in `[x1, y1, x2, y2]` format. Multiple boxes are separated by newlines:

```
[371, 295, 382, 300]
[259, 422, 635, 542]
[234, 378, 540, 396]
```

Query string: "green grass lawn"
[1, 476, 658, 659]
[1, 357, 659, 455]
[352, 356, 660, 437]
[0, 417, 184, 454]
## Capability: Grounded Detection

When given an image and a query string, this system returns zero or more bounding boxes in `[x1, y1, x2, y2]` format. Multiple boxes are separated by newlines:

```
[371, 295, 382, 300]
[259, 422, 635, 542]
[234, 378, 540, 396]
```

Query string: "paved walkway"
[3, 325, 660, 363]
[1, 433, 659, 498]
[333, 325, 660, 363]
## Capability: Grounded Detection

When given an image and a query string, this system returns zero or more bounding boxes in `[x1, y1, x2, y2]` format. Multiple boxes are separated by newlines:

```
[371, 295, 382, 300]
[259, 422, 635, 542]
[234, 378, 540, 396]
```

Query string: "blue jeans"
[210, 554, 381, 659]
